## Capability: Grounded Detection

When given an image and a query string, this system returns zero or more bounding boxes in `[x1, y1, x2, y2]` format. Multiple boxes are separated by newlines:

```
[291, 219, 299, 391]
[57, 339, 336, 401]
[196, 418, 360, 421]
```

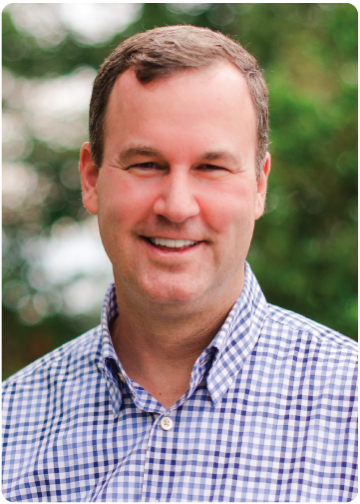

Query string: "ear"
[79, 142, 100, 215]
[255, 152, 271, 220]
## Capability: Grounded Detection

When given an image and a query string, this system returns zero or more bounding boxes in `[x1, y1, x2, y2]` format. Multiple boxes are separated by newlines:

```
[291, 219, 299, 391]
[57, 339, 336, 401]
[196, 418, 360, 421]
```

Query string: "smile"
[145, 237, 200, 250]
[150, 237, 198, 248]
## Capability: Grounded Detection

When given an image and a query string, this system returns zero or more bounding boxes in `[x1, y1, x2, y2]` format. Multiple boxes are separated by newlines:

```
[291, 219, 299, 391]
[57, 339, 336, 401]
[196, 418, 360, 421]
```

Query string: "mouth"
[143, 237, 201, 251]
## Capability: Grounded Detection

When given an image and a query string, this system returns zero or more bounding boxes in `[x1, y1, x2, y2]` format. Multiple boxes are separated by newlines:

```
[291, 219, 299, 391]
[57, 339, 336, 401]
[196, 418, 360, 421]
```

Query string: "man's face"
[80, 63, 270, 311]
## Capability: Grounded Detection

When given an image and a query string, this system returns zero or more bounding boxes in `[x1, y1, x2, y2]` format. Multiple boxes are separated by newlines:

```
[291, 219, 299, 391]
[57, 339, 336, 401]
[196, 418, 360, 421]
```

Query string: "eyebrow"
[119, 146, 162, 164]
[119, 146, 240, 167]
[202, 151, 239, 165]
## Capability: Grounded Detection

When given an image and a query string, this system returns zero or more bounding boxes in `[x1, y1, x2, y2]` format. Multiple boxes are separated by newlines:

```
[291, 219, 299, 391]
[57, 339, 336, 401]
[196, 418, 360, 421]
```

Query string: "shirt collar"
[98, 261, 267, 415]
[98, 283, 123, 416]
[205, 261, 268, 405]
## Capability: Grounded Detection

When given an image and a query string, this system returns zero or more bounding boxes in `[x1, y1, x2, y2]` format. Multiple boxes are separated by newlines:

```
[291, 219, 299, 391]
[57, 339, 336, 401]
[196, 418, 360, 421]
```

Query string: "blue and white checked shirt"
[2, 263, 358, 502]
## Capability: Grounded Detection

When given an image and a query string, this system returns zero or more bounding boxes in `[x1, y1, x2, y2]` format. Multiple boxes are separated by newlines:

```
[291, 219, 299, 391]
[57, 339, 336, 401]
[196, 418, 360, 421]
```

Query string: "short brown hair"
[89, 25, 268, 178]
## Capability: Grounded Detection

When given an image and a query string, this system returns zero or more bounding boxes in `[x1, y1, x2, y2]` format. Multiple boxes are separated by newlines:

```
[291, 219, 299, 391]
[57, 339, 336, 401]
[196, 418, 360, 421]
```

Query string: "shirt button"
[160, 417, 173, 431]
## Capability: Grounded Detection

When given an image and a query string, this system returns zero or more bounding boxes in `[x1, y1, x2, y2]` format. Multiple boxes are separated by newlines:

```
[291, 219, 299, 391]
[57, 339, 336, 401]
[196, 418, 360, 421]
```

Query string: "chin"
[141, 278, 204, 306]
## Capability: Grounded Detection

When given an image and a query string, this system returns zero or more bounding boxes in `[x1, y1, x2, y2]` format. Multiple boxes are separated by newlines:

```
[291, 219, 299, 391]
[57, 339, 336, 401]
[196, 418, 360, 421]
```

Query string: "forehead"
[103, 62, 257, 160]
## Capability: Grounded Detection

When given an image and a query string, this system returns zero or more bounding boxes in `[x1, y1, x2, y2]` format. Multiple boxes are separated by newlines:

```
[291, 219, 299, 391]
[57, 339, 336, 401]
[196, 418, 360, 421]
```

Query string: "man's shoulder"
[2, 325, 102, 394]
[265, 302, 358, 354]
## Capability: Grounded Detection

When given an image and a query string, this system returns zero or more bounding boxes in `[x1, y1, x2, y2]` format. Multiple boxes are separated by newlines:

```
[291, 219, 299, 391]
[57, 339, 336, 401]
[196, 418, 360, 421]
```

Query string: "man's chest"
[3, 373, 355, 502]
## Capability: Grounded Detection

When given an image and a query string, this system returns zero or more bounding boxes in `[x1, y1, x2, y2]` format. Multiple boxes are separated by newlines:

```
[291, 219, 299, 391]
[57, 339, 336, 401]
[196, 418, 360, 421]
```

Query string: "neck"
[110, 304, 225, 409]
[110, 277, 243, 409]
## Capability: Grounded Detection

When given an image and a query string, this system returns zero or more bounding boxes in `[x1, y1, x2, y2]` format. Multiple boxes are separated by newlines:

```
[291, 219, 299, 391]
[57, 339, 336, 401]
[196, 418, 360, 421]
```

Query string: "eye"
[197, 163, 227, 171]
[130, 162, 158, 169]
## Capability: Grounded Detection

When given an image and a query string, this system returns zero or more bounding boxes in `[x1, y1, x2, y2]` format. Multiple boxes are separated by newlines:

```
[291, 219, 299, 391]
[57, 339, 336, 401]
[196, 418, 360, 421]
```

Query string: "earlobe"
[79, 142, 100, 215]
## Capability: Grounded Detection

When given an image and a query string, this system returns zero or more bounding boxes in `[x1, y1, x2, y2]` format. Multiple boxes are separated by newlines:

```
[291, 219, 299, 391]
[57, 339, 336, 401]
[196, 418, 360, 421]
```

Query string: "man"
[2, 25, 357, 502]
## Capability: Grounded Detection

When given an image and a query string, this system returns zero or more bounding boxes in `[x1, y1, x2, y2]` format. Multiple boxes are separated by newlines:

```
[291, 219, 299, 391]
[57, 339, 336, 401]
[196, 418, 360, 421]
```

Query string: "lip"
[141, 236, 204, 255]
[142, 235, 202, 242]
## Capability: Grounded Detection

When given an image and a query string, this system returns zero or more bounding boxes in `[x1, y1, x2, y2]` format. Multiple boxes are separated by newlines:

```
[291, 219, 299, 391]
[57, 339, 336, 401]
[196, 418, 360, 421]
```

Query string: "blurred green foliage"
[2, 4, 357, 380]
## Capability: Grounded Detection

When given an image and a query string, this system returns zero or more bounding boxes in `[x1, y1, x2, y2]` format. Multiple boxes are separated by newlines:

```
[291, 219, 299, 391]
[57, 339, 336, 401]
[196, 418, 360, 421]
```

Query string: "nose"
[152, 168, 200, 223]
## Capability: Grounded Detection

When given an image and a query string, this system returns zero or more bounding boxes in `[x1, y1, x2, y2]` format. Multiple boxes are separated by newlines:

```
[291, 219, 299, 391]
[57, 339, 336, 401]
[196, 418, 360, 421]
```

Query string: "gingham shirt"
[2, 263, 358, 502]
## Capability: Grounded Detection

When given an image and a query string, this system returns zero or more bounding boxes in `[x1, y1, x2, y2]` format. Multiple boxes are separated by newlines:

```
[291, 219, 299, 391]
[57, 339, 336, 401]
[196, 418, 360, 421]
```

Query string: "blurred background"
[3, 3, 358, 380]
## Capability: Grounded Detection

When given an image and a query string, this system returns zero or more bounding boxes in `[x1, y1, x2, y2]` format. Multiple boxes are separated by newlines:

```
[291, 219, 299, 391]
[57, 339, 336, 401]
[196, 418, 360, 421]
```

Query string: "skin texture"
[80, 62, 270, 408]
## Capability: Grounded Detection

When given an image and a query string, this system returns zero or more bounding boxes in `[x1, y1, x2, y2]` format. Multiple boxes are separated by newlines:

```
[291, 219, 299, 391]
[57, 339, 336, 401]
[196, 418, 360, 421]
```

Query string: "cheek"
[98, 171, 154, 226]
[201, 184, 256, 238]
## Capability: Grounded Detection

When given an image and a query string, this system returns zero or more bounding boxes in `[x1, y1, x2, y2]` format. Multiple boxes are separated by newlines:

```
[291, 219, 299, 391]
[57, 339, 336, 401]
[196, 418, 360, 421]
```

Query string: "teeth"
[150, 238, 197, 248]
